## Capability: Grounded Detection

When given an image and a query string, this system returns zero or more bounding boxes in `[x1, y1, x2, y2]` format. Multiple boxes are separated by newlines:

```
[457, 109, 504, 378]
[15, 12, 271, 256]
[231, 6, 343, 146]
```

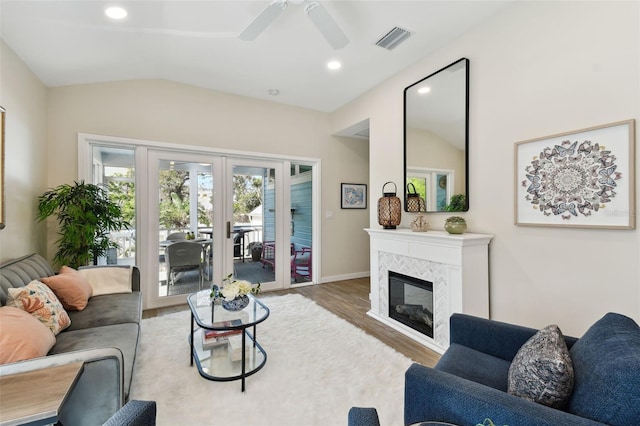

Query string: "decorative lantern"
[406, 183, 426, 213]
[377, 182, 402, 229]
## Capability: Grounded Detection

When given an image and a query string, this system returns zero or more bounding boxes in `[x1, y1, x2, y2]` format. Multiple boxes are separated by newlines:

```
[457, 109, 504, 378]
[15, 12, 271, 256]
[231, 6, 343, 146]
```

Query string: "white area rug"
[130, 293, 413, 426]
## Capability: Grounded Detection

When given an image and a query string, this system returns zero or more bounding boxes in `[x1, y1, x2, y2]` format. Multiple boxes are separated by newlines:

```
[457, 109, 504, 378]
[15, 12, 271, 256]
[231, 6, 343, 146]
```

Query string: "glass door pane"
[90, 145, 136, 266]
[227, 159, 282, 291]
[149, 151, 220, 305]
[290, 162, 313, 284]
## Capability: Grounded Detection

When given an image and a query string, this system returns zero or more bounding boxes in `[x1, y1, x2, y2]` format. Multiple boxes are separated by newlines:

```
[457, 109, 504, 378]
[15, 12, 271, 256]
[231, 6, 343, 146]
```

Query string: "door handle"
[226, 221, 231, 239]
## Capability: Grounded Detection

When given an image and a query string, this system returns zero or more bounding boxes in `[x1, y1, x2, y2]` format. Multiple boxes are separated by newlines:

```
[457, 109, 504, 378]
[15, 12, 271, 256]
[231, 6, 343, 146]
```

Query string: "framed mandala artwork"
[515, 119, 635, 229]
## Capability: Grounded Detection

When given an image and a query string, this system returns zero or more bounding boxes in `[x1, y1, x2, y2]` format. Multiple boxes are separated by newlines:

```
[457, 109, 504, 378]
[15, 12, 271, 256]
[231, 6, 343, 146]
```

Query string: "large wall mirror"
[404, 57, 469, 212]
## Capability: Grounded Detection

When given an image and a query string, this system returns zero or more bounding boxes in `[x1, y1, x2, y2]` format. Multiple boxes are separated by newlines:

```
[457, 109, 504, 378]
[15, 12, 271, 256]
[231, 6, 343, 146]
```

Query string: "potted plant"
[36, 181, 131, 268]
[444, 216, 467, 234]
[444, 194, 467, 212]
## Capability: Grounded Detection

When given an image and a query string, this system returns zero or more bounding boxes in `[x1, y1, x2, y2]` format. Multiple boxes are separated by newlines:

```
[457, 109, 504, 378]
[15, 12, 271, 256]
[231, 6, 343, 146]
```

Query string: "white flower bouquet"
[211, 273, 260, 301]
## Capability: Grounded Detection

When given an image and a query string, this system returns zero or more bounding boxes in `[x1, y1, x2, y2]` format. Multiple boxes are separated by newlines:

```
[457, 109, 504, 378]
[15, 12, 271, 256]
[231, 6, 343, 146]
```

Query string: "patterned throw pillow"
[507, 324, 574, 408]
[7, 280, 71, 335]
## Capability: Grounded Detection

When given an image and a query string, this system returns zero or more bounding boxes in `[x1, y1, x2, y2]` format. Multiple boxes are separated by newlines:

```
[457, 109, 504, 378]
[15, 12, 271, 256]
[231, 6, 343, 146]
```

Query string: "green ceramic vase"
[444, 221, 467, 234]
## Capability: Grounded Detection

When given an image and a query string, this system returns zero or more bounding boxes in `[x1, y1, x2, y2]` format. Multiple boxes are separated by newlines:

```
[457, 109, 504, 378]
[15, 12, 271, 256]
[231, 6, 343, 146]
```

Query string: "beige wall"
[333, 1, 640, 336]
[406, 127, 465, 196]
[46, 80, 370, 280]
[0, 41, 48, 263]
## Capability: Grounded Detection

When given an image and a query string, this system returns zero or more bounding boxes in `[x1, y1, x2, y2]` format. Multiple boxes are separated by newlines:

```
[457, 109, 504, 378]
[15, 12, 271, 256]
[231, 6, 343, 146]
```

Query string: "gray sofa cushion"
[52, 323, 140, 398]
[567, 312, 640, 425]
[66, 292, 141, 331]
[0, 254, 55, 305]
[435, 343, 512, 392]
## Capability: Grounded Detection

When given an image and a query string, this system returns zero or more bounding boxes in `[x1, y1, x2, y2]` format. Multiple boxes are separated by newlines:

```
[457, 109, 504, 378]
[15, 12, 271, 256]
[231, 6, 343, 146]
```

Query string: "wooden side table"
[0, 362, 84, 426]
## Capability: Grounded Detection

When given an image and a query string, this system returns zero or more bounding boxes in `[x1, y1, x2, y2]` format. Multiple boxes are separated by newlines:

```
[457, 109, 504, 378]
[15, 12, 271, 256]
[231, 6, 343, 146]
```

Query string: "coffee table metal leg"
[190, 313, 194, 366]
[241, 330, 246, 392]
[252, 324, 257, 347]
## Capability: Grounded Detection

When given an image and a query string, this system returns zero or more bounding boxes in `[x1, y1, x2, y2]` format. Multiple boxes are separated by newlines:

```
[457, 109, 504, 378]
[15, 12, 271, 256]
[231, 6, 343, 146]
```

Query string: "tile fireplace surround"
[366, 228, 493, 354]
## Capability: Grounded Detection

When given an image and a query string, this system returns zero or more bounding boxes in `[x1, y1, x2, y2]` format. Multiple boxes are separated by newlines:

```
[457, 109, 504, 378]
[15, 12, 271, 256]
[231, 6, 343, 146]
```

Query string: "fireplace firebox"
[388, 271, 434, 339]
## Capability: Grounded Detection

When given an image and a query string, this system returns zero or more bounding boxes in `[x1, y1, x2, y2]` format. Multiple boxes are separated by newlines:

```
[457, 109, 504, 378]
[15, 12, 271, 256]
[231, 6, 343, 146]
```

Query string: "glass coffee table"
[187, 291, 269, 392]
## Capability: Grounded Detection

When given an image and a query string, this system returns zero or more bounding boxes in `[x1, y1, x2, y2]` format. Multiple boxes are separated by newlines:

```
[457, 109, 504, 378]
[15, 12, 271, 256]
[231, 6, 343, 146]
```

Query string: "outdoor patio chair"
[260, 241, 276, 270]
[291, 247, 312, 282]
[166, 241, 204, 289]
[166, 232, 187, 241]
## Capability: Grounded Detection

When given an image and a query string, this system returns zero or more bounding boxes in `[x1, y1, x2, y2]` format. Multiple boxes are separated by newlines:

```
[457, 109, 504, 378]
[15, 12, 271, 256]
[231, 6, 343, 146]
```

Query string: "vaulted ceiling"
[1, 1, 513, 112]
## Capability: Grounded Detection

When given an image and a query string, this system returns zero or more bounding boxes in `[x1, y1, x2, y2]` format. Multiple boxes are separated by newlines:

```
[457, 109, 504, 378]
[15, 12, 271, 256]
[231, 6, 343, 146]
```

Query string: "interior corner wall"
[0, 40, 48, 263]
[332, 0, 640, 336]
[46, 80, 369, 280]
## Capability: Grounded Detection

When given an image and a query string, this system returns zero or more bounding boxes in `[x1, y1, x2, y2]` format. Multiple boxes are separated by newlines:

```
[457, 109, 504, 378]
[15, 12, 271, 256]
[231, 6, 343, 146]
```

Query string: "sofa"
[349, 312, 640, 426]
[0, 253, 142, 426]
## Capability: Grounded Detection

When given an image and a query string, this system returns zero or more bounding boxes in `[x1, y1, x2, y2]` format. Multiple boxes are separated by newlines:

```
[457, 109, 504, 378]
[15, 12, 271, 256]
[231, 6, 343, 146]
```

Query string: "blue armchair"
[349, 312, 640, 426]
[103, 400, 157, 426]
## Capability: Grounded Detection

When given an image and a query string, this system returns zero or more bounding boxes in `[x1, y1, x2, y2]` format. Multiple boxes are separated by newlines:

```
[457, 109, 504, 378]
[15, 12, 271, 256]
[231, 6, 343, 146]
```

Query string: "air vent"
[376, 27, 411, 50]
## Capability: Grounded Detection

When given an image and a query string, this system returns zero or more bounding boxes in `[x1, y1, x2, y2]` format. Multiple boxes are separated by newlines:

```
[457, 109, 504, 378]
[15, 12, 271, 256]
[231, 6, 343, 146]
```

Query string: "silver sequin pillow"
[507, 324, 574, 408]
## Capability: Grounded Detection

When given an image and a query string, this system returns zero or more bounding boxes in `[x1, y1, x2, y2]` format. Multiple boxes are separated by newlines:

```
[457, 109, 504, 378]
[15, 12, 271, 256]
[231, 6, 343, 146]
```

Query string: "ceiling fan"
[239, 0, 349, 50]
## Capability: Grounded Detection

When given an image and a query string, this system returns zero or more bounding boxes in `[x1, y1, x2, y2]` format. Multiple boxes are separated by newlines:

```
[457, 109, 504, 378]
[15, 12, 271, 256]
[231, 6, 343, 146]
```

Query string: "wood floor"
[143, 277, 440, 367]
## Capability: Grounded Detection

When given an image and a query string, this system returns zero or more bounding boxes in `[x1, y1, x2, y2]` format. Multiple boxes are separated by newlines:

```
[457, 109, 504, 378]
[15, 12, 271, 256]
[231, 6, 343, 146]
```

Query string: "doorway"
[226, 158, 284, 293]
[79, 134, 318, 310]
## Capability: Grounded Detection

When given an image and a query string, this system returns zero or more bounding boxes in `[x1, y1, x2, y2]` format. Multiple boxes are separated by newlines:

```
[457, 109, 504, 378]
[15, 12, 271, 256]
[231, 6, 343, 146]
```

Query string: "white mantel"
[365, 228, 493, 354]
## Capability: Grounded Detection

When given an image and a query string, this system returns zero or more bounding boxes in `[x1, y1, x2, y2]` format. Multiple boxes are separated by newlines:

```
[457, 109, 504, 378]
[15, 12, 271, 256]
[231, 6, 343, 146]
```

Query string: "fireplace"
[388, 271, 434, 339]
[366, 228, 492, 353]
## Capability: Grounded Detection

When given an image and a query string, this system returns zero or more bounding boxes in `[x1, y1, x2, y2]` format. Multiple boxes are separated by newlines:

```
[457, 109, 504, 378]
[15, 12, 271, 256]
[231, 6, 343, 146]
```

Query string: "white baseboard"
[319, 271, 370, 284]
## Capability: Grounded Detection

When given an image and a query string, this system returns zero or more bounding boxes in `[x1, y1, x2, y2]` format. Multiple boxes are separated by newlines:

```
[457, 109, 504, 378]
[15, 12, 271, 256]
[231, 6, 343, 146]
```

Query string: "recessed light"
[418, 86, 431, 94]
[105, 6, 128, 20]
[327, 60, 342, 71]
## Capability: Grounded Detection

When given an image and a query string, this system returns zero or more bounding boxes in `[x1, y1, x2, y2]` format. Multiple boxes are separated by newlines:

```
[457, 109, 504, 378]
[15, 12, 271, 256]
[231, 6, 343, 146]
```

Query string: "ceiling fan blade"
[238, 0, 288, 41]
[304, 2, 349, 50]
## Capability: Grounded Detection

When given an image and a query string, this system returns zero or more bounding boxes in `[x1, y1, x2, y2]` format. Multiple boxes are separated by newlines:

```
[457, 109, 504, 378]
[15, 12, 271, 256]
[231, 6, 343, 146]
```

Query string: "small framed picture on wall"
[341, 183, 367, 209]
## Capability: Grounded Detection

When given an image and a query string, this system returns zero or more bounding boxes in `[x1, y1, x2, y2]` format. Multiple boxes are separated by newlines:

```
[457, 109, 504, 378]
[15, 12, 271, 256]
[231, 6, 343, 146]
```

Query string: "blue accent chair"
[103, 400, 157, 426]
[349, 312, 640, 426]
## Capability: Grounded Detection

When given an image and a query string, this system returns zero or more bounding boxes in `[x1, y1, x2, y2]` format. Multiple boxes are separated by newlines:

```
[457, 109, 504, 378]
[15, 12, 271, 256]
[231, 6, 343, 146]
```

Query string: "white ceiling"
[0, 1, 513, 113]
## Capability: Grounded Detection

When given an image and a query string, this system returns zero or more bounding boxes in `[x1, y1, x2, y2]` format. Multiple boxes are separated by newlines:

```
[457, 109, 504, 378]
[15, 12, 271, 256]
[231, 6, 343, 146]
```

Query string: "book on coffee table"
[202, 334, 229, 350]
[201, 319, 242, 349]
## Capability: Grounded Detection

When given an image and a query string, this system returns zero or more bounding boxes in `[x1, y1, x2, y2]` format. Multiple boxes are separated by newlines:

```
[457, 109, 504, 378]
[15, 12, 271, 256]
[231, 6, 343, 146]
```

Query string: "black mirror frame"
[403, 57, 470, 213]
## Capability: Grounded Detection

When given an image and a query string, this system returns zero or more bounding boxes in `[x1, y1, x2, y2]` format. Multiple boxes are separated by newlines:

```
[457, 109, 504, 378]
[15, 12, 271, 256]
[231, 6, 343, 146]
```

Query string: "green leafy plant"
[36, 181, 130, 268]
[444, 193, 467, 212]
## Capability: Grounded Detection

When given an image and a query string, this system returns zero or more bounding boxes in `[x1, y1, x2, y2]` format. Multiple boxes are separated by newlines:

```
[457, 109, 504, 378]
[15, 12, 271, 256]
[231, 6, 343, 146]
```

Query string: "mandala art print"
[515, 120, 635, 229]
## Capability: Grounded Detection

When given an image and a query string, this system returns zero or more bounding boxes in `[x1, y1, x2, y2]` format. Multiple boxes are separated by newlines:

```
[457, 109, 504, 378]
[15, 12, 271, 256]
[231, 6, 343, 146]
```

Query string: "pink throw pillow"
[42, 266, 93, 311]
[0, 306, 56, 364]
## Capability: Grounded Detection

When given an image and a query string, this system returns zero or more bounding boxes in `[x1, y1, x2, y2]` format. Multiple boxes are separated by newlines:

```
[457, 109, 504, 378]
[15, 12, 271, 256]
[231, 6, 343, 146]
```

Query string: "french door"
[147, 151, 221, 308]
[225, 158, 286, 293]
[146, 152, 286, 309]
[79, 135, 316, 311]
